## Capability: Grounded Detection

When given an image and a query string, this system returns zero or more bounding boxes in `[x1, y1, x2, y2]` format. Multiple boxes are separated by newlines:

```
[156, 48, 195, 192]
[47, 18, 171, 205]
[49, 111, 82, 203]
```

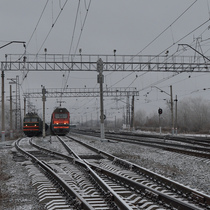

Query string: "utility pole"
[15, 76, 17, 129]
[8, 76, 21, 131]
[42, 86, 46, 138]
[1, 41, 25, 141]
[24, 97, 26, 117]
[1, 68, 5, 141]
[8, 77, 17, 138]
[158, 108, 163, 135]
[130, 95, 135, 130]
[1, 54, 7, 141]
[15, 75, 21, 131]
[18, 76, 22, 130]
[97, 58, 105, 140]
[170, 85, 174, 136]
[126, 95, 130, 129]
[9, 85, 13, 139]
[174, 95, 178, 135]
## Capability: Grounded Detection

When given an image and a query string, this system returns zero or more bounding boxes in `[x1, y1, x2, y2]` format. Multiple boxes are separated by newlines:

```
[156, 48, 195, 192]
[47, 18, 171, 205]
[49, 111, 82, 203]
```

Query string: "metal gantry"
[23, 87, 139, 139]
[2, 53, 210, 72]
[23, 87, 139, 98]
[2, 53, 210, 140]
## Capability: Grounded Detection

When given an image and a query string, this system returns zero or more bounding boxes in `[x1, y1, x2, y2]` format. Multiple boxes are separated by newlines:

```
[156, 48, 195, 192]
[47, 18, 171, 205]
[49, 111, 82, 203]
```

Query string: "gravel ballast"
[0, 133, 209, 209]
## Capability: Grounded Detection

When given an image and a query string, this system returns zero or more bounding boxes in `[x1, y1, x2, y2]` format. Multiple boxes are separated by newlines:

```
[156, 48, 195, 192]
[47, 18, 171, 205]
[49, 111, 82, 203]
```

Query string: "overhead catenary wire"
[106, 0, 199, 93]
[136, 0, 198, 56]
[130, 17, 210, 98]
[61, 0, 92, 100]
[27, 0, 50, 48]
[59, 0, 81, 103]
[21, 0, 69, 88]
[20, 0, 49, 86]
[60, 0, 81, 98]
[37, 0, 69, 54]
[19, 0, 92, 115]
[68, 0, 81, 56]
[73, 0, 92, 56]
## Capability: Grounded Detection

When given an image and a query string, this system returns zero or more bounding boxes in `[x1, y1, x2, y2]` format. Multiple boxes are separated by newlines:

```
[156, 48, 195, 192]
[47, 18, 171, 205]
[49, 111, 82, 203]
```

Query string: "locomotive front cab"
[23, 116, 41, 136]
[52, 108, 70, 135]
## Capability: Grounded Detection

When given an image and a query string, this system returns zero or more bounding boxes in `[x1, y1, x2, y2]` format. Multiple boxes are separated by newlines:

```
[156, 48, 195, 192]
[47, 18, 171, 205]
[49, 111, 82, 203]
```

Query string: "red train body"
[50, 107, 70, 135]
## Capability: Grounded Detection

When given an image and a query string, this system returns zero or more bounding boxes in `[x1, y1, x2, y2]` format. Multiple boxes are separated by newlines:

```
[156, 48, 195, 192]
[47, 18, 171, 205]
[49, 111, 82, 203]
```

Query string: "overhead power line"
[37, 0, 69, 54]
[27, 0, 50, 48]
[21, 0, 69, 85]
[107, 0, 198, 93]
[62, 0, 92, 98]
[68, 0, 81, 55]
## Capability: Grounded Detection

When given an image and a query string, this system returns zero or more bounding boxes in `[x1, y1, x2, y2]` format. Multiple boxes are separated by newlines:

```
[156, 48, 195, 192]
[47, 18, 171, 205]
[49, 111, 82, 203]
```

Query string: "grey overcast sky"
[1, 0, 210, 123]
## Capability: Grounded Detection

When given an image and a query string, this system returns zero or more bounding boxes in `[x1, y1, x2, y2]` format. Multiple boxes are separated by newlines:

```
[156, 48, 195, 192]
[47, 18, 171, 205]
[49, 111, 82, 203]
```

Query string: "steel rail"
[66, 135, 210, 207]
[105, 133, 210, 155]
[63, 136, 205, 209]
[20, 135, 210, 208]
[28, 137, 133, 209]
[113, 131, 210, 148]
[87, 162, 203, 210]
[104, 133, 210, 159]
[15, 138, 95, 210]
[29, 138, 75, 160]
[56, 135, 133, 210]
[76, 130, 210, 159]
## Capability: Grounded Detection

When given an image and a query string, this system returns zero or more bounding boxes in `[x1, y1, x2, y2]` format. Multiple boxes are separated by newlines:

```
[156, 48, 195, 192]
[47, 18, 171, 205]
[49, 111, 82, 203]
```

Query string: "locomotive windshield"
[54, 113, 68, 119]
[31, 118, 38, 122]
[24, 118, 38, 122]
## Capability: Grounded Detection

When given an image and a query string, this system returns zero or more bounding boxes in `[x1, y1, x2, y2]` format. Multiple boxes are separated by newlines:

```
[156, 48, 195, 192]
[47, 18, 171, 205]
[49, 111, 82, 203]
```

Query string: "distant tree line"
[134, 97, 210, 134]
[77, 97, 210, 134]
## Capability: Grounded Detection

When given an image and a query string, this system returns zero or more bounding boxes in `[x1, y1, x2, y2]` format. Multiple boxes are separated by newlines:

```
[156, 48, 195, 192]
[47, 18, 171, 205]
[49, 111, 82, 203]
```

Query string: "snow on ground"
[71, 132, 210, 195]
[0, 141, 44, 210]
[0, 132, 209, 209]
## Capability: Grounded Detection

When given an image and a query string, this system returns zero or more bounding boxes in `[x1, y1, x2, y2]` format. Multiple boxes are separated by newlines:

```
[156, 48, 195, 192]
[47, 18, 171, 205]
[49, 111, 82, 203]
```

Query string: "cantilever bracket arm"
[0, 41, 26, 50]
[178, 44, 210, 62]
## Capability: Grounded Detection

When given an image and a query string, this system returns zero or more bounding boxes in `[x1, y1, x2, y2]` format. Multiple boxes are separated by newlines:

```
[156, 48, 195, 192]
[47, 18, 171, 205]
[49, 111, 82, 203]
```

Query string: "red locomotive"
[50, 107, 70, 135]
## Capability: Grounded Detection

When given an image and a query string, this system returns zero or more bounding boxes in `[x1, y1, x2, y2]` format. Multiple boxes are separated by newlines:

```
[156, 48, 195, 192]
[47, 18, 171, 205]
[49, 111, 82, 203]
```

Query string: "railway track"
[74, 130, 210, 159]
[15, 138, 117, 209]
[63, 135, 210, 209]
[14, 135, 210, 209]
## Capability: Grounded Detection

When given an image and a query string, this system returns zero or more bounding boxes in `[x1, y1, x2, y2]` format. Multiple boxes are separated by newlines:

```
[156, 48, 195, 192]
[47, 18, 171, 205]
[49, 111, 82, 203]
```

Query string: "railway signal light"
[97, 58, 103, 72]
[100, 114, 106, 120]
[158, 108, 163, 115]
